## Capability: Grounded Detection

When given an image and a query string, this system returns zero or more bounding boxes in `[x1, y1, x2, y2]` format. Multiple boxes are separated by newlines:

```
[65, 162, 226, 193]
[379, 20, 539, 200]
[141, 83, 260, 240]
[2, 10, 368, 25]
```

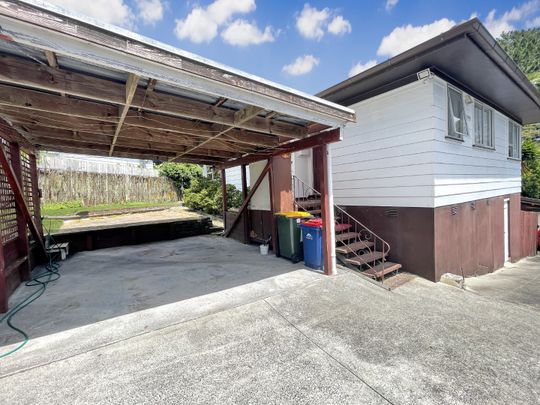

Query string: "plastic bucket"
[260, 244, 269, 255]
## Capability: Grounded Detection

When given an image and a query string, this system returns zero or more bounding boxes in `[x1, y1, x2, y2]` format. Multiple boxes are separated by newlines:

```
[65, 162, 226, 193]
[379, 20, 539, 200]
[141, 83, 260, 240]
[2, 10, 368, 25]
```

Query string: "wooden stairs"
[294, 179, 402, 281]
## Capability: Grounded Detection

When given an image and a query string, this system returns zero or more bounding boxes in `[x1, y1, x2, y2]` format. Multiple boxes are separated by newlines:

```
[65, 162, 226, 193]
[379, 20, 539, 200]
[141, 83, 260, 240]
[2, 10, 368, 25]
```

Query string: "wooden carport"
[0, 0, 355, 312]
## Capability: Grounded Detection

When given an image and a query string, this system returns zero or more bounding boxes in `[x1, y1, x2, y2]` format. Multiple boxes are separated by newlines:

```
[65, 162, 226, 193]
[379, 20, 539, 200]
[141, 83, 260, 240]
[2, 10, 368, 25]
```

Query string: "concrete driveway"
[465, 255, 540, 309]
[0, 237, 538, 404]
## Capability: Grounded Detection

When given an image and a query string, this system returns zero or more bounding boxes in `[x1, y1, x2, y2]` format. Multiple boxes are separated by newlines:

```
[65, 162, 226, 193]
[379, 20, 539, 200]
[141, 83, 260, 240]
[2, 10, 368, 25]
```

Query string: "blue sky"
[48, 0, 540, 94]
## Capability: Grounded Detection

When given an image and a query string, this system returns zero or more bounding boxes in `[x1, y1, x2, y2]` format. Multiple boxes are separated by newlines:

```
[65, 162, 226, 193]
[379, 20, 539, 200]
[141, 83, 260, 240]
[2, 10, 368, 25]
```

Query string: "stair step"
[345, 250, 388, 266]
[335, 223, 352, 232]
[336, 241, 374, 254]
[296, 199, 320, 208]
[334, 232, 359, 242]
[362, 262, 402, 279]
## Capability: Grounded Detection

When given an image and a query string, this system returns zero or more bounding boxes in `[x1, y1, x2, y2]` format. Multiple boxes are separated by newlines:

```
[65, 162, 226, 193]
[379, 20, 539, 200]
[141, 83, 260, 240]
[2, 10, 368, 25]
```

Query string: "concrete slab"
[1, 240, 539, 404]
[0, 236, 324, 375]
[0, 300, 387, 405]
[465, 255, 540, 309]
[265, 274, 540, 405]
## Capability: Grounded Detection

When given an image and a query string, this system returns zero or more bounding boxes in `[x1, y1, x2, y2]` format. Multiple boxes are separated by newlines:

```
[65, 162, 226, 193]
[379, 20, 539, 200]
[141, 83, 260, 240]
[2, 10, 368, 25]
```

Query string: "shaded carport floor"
[0, 240, 538, 404]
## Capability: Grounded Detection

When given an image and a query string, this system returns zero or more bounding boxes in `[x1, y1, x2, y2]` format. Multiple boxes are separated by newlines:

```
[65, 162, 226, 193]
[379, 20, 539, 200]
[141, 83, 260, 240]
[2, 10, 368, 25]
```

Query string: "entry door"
[504, 199, 510, 262]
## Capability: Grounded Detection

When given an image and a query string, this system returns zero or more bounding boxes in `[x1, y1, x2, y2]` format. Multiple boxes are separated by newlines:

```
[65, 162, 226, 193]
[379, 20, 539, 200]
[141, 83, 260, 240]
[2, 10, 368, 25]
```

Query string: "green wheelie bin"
[275, 211, 312, 263]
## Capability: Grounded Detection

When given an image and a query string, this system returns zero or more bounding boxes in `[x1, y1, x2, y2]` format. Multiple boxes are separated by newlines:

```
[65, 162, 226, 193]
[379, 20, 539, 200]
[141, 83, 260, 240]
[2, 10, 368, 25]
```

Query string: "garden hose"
[0, 222, 62, 359]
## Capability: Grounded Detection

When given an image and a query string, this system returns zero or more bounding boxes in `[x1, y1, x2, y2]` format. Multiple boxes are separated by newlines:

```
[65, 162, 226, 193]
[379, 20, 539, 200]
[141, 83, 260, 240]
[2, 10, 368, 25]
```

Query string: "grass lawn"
[42, 201, 178, 234]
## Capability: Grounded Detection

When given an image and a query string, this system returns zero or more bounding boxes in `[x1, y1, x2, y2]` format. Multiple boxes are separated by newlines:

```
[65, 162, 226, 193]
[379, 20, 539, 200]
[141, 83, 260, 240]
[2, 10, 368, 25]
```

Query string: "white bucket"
[260, 244, 269, 255]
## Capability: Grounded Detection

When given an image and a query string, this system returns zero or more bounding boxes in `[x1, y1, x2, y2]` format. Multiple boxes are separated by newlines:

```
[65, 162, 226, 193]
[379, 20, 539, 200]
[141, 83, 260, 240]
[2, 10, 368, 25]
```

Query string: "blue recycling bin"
[300, 223, 323, 270]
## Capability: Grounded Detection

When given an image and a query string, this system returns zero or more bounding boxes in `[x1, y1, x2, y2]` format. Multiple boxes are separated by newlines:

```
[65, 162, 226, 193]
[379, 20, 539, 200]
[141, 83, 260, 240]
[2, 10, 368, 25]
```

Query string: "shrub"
[183, 177, 243, 215]
[522, 138, 540, 199]
[156, 162, 202, 192]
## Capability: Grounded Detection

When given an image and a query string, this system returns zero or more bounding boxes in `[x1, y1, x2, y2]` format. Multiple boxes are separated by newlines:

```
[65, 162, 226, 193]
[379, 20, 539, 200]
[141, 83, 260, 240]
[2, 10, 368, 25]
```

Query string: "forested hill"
[498, 28, 540, 199]
[498, 28, 540, 91]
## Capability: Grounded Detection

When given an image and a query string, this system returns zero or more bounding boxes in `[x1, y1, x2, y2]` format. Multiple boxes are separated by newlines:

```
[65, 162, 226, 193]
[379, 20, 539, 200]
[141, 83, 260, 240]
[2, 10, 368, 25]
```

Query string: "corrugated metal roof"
[10, 0, 354, 124]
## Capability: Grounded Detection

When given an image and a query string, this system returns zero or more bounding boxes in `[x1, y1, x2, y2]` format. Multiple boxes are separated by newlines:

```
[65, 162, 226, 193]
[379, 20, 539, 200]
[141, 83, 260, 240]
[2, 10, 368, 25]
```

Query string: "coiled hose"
[0, 225, 62, 359]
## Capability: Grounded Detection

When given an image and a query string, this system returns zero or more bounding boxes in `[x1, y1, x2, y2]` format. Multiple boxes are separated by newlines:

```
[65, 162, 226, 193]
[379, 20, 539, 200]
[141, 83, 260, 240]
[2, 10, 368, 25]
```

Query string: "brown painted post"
[221, 169, 227, 231]
[267, 162, 278, 256]
[0, 238, 6, 313]
[241, 164, 250, 244]
[318, 144, 332, 275]
[0, 143, 46, 256]
[224, 160, 271, 238]
[29, 153, 43, 238]
[9, 142, 31, 281]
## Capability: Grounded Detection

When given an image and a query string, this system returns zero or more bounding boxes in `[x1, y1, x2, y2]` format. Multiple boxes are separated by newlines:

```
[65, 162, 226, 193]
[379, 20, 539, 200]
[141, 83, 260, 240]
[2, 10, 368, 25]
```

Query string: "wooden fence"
[520, 210, 538, 259]
[39, 169, 179, 205]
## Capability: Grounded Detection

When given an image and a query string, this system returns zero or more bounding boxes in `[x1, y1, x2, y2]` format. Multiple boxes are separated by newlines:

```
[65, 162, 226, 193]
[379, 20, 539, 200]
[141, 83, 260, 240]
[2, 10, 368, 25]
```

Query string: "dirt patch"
[60, 206, 208, 232]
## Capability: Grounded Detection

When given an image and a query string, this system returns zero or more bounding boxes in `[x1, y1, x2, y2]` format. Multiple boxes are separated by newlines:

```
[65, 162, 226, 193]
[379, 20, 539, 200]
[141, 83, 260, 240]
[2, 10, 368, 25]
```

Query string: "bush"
[522, 138, 540, 199]
[183, 177, 243, 215]
[156, 162, 202, 192]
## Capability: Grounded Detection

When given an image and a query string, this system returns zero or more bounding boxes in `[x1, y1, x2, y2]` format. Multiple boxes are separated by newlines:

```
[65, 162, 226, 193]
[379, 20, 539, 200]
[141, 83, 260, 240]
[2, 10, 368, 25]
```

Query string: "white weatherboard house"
[293, 19, 540, 281]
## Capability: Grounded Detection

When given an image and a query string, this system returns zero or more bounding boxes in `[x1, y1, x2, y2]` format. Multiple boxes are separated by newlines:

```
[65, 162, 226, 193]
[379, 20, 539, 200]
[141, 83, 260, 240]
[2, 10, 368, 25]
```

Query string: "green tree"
[156, 162, 202, 192]
[183, 176, 243, 215]
[499, 29, 540, 199]
[521, 138, 540, 199]
[499, 28, 540, 74]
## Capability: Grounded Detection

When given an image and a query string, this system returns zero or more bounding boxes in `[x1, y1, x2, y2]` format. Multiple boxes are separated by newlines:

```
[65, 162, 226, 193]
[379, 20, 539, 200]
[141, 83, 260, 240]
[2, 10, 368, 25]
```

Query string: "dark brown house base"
[343, 193, 537, 282]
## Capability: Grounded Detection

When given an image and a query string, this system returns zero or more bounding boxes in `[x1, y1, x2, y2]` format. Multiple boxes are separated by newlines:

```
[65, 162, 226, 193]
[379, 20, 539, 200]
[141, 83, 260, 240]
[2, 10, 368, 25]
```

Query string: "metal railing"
[292, 175, 392, 282]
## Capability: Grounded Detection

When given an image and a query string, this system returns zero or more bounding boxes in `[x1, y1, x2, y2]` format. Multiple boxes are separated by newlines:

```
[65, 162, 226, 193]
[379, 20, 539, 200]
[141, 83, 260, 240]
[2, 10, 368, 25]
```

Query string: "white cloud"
[296, 4, 330, 40]
[385, 0, 399, 12]
[282, 55, 319, 76]
[295, 4, 352, 40]
[221, 19, 276, 46]
[484, 1, 540, 37]
[526, 15, 540, 28]
[46, 0, 135, 27]
[349, 60, 377, 77]
[135, 0, 164, 26]
[328, 16, 352, 35]
[377, 18, 456, 58]
[174, 0, 255, 43]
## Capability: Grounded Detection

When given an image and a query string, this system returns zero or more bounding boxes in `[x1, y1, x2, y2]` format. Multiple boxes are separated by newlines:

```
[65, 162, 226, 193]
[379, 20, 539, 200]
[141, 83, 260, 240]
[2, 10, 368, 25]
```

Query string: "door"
[504, 199, 510, 262]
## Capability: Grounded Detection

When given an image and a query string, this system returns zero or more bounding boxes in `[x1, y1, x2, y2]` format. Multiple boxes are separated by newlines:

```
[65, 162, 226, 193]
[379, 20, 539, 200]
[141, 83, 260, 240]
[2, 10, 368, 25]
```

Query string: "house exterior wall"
[309, 74, 531, 281]
[330, 79, 436, 208]
[431, 76, 522, 207]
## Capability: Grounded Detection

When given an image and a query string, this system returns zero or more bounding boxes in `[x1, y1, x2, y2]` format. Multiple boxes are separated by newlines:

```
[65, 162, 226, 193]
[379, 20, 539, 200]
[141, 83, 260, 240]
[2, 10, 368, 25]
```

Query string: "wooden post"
[318, 144, 333, 275]
[268, 163, 278, 256]
[221, 169, 227, 231]
[9, 142, 31, 281]
[29, 153, 43, 238]
[241, 164, 250, 244]
[224, 160, 271, 238]
[0, 239, 6, 313]
[0, 144, 46, 256]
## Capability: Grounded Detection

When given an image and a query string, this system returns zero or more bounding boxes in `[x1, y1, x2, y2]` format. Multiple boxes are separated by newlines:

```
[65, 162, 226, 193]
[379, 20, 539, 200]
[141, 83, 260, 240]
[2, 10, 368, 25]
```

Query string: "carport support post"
[268, 162, 278, 256]
[29, 153, 43, 237]
[319, 143, 337, 276]
[0, 238, 6, 313]
[241, 164, 250, 244]
[9, 142, 31, 281]
[221, 169, 227, 231]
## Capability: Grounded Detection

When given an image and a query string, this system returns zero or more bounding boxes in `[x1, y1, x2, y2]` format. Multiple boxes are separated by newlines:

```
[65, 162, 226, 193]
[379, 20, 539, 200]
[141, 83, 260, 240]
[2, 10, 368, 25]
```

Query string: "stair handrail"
[292, 175, 392, 280]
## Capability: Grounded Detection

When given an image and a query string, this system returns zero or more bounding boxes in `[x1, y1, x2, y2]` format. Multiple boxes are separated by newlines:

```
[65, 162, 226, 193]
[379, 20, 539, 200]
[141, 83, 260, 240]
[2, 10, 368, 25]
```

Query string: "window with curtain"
[447, 86, 468, 140]
[474, 102, 493, 148]
[508, 120, 521, 159]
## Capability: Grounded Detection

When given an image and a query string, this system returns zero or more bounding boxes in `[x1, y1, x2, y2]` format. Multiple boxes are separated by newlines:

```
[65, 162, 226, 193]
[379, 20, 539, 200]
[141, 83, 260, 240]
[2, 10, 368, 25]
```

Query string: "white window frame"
[508, 120, 521, 160]
[473, 101, 494, 149]
[447, 85, 468, 140]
